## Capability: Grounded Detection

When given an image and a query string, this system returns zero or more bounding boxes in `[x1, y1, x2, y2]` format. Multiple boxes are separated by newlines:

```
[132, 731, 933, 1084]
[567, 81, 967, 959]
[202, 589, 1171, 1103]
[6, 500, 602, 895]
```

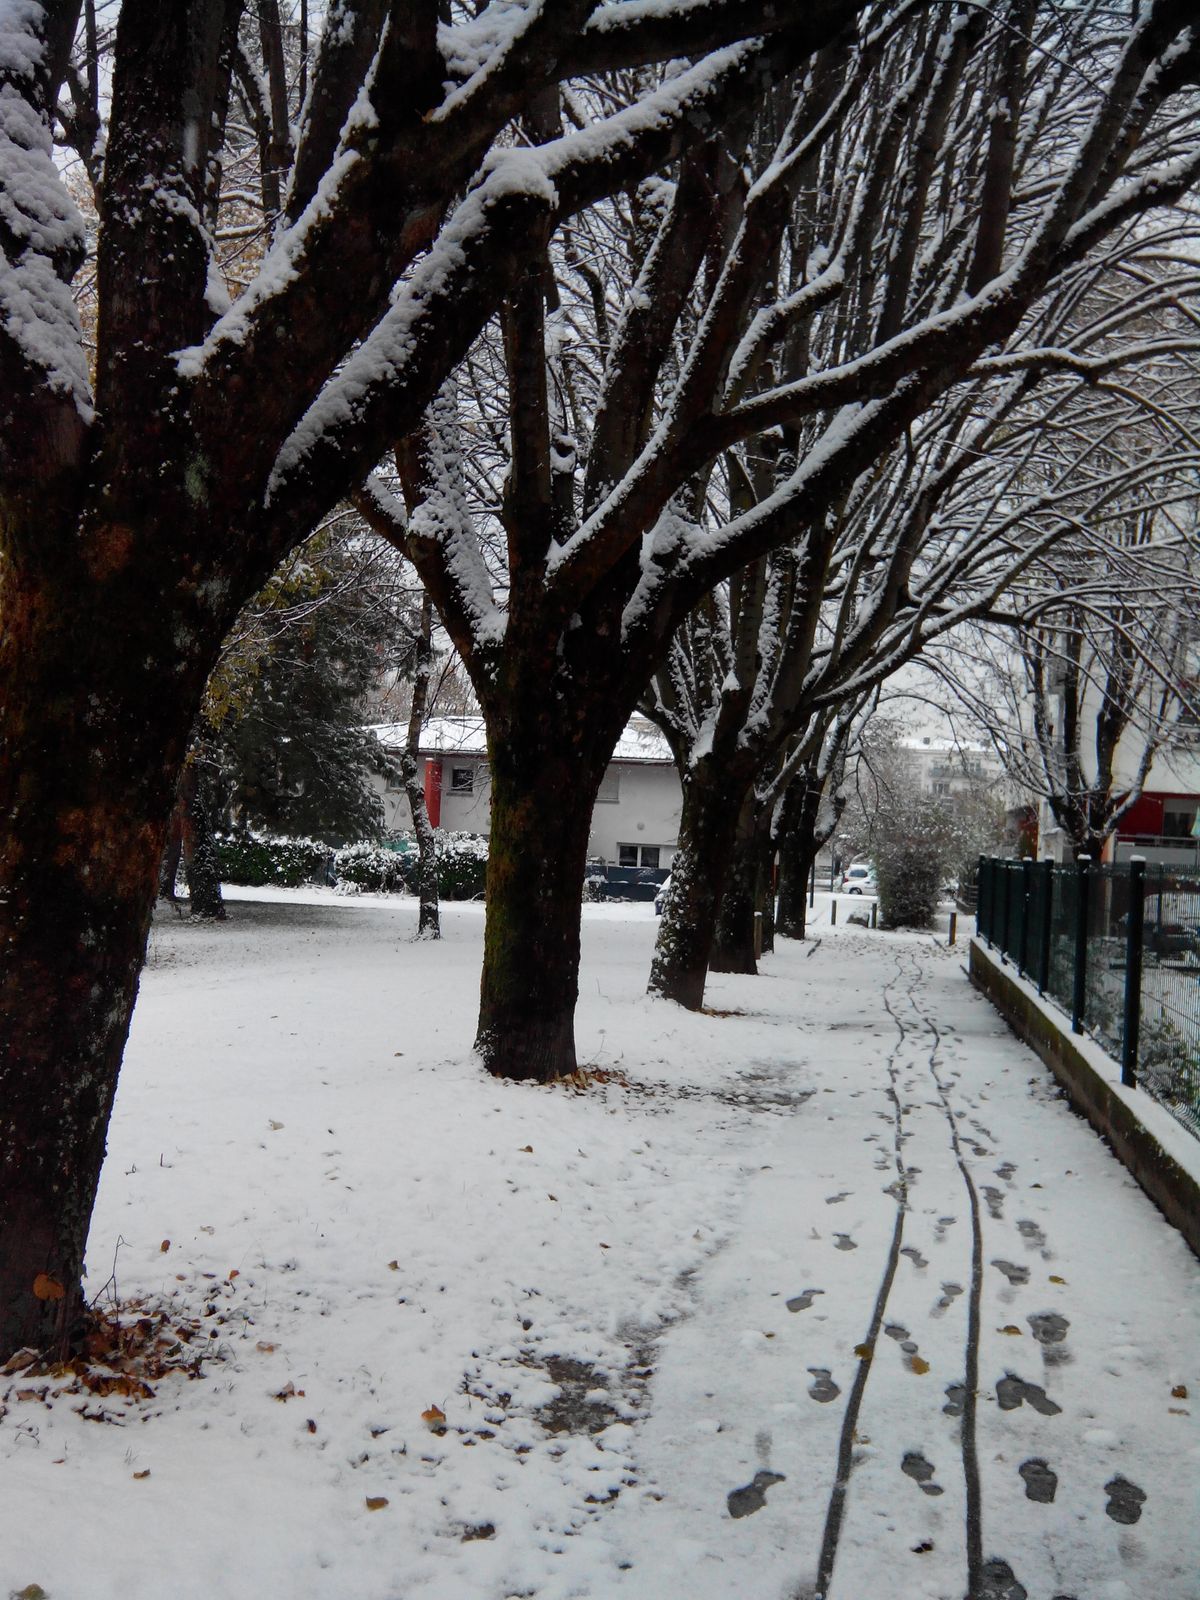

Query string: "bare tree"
[0, 0, 852, 1360]
[356, 4, 1200, 1059]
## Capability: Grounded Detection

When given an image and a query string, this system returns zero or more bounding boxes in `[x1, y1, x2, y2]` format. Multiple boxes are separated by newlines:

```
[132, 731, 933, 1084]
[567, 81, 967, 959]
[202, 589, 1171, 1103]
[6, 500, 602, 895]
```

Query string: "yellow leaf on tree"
[32, 1274, 65, 1301]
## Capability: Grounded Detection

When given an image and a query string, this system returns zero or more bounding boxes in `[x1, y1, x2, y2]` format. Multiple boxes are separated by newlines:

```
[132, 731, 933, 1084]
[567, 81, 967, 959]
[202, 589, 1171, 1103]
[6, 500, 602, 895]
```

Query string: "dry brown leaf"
[422, 1403, 448, 1434]
[365, 1497, 389, 1511]
[854, 1342, 874, 1360]
[132, 1469, 151, 1480]
[159, 1240, 170, 1253]
[909, 1355, 930, 1375]
[1172, 1384, 1188, 1399]
[255, 1341, 276, 1354]
[518, 1145, 533, 1153]
[387, 1260, 400, 1272]
[999, 1325, 1022, 1336]
[228, 1269, 239, 1281]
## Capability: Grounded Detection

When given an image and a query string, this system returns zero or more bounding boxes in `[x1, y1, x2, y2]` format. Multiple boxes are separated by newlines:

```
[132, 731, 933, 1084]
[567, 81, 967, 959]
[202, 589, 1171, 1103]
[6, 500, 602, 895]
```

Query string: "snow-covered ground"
[2, 891, 1196, 1600]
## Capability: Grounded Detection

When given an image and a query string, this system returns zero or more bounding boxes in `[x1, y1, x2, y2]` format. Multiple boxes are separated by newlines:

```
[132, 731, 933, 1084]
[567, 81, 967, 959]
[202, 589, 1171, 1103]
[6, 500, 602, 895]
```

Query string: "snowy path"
[0, 896, 1195, 1600]
[597, 933, 1199, 1600]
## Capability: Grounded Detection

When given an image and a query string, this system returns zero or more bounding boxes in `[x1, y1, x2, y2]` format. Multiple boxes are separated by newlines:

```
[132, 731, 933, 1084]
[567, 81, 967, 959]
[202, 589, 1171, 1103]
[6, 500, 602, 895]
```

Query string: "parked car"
[654, 874, 673, 915]
[838, 862, 877, 895]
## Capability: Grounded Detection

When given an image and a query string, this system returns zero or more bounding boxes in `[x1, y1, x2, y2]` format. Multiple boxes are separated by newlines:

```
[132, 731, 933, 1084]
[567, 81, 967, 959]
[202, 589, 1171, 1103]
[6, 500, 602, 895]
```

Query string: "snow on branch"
[0, 0, 90, 416]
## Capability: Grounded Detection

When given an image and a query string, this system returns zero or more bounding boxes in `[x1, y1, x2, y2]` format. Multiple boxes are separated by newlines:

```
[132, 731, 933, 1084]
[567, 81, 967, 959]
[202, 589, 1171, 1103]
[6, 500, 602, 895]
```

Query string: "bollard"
[948, 910, 957, 946]
[830, 897, 837, 926]
[870, 900, 878, 929]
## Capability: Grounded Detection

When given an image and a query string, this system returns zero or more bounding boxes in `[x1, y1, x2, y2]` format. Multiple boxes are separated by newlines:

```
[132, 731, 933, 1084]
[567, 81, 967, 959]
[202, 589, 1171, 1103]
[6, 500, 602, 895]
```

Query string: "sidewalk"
[594, 924, 1200, 1600]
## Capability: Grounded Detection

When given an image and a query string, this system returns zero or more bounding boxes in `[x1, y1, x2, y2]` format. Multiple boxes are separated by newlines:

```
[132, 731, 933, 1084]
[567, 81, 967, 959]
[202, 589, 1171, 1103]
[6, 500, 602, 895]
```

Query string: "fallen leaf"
[274, 1381, 296, 1401]
[422, 1403, 447, 1434]
[255, 1341, 276, 1354]
[269, 1120, 284, 1131]
[387, 1260, 400, 1272]
[228, 1269, 239, 1280]
[1172, 1384, 1188, 1399]
[306, 1418, 317, 1434]
[909, 1355, 930, 1375]
[598, 1242, 610, 1250]
[999, 1325, 1022, 1336]
[365, 1497, 389, 1511]
[518, 1145, 533, 1153]
[1049, 1274, 1066, 1284]
[133, 1469, 151, 1480]
[1, 1348, 39, 1375]
[547, 1194, 558, 1202]
[33, 1274, 65, 1301]
[159, 1240, 170, 1254]
[854, 1342, 874, 1360]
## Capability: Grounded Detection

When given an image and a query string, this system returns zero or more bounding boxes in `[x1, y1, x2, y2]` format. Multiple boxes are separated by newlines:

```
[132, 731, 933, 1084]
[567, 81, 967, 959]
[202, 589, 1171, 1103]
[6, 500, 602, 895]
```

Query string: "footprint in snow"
[901, 1246, 928, 1269]
[995, 1161, 1017, 1182]
[932, 1282, 963, 1318]
[1104, 1475, 1146, 1525]
[807, 1368, 841, 1403]
[901, 1451, 944, 1496]
[825, 1192, 851, 1205]
[995, 1374, 1062, 1416]
[786, 1289, 824, 1312]
[992, 1259, 1029, 1287]
[1017, 1218, 1050, 1255]
[982, 1186, 1005, 1220]
[833, 1234, 857, 1251]
[1018, 1458, 1058, 1503]
[943, 1383, 966, 1417]
[727, 1470, 786, 1519]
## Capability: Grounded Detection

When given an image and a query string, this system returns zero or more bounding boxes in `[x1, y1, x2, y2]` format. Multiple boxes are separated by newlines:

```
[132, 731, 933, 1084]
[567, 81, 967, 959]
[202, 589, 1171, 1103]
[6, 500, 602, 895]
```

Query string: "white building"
[900, 737, 1006, 799]
[371, 716, 682, 869]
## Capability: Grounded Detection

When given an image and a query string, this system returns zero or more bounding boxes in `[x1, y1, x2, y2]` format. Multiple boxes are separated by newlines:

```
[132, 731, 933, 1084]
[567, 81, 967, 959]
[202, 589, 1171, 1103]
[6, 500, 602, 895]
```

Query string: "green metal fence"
[977, 855, 1200, 1140]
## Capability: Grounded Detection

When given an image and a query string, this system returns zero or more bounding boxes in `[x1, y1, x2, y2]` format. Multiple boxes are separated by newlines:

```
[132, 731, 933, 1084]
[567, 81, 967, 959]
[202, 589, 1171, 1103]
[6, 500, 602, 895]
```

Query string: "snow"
[1, 893, 1196, 1600]
[0, 1, 91, 412]
[371, 714, 674, 764]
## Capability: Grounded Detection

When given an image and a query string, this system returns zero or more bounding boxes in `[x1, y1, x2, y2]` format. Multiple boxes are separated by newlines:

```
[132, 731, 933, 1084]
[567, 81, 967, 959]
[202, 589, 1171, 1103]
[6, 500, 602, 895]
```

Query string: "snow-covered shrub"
[216, 832, 332, 887]
[333, 841, 407, 894]
[876, 840, 944, 928]
[433, 832, 488, 900]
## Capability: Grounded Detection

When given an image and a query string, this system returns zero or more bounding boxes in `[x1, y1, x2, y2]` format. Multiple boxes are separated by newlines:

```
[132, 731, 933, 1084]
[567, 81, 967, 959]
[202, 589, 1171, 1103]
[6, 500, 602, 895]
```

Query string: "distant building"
[370, 716, 683, 868]
[900, 737, 1005, 799]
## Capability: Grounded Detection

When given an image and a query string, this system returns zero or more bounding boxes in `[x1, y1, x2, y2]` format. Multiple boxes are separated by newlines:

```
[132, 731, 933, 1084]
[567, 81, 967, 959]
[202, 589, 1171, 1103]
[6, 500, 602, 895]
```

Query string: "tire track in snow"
[807, 944, 985, 1600]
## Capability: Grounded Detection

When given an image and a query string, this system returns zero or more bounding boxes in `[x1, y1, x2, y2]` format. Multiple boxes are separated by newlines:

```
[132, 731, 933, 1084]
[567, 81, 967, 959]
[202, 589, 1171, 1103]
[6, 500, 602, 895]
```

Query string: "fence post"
[1019, 857, 1034, 977]
[1121, 857, 1145, 1089]
[1071, 855, 1090, 1034]
[1038, 858, 1053, 996]
[978, 855, 990, 945]
[830, 897, 837, 926]
[948, 910, 957, 946]
[999, 859, 1012, 963]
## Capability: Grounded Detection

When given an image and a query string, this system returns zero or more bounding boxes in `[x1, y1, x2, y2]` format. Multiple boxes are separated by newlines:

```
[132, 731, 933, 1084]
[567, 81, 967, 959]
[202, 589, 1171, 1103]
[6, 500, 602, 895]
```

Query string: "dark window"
[617, 843, 638, 866]
[449, 766, 474, 795]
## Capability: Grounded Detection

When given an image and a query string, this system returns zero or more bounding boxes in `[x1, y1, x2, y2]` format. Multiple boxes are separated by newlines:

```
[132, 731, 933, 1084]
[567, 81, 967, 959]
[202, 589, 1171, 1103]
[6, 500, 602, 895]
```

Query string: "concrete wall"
[969, 939, 1200, 1258]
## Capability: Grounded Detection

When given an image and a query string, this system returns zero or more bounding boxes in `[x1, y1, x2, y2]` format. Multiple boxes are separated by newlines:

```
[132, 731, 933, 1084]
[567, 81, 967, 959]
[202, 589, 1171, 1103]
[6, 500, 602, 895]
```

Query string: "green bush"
[336, 832, 488, 899]
[876, 841, 943, 928]
[333, 841, 408, 893]
[216, 832, 332, 887]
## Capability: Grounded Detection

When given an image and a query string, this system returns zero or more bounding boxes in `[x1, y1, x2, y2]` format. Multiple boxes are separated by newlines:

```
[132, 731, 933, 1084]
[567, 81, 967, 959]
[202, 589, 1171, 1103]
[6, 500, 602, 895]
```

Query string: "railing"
[977, 855, 1200, 1141]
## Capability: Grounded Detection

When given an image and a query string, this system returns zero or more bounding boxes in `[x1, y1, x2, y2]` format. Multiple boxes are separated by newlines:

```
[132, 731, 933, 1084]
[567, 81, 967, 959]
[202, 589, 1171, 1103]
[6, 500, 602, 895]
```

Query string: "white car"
[838, 862, 877, 895]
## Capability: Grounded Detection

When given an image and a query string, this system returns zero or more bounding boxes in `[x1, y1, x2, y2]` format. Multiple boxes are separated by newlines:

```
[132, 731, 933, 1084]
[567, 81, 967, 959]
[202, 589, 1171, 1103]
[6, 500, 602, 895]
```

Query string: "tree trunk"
[181, 761, 225, 921]
[711, 797, 765, 975]
[776, 829, 814, 938]
[404, 590, 439, 940]
[475, 736, 605, 1082]
[159, 799, 184, 902]
[648, 761, 746, 1010]
[0, 579, 200, 1356]
[401, 748, 441, 938]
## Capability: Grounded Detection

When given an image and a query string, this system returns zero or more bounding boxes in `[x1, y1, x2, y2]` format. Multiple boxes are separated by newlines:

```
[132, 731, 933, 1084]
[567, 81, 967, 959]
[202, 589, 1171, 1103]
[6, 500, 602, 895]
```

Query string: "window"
[1163, 805, 1198, 839]
[449, 765, 474, 795]
[596, 765, 620, 803]
[618, 844, 661, 868]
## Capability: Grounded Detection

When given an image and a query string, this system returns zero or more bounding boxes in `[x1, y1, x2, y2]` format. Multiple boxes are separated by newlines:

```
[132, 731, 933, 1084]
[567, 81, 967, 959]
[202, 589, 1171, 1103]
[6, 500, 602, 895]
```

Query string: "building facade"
[371, 716, 683, 868]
